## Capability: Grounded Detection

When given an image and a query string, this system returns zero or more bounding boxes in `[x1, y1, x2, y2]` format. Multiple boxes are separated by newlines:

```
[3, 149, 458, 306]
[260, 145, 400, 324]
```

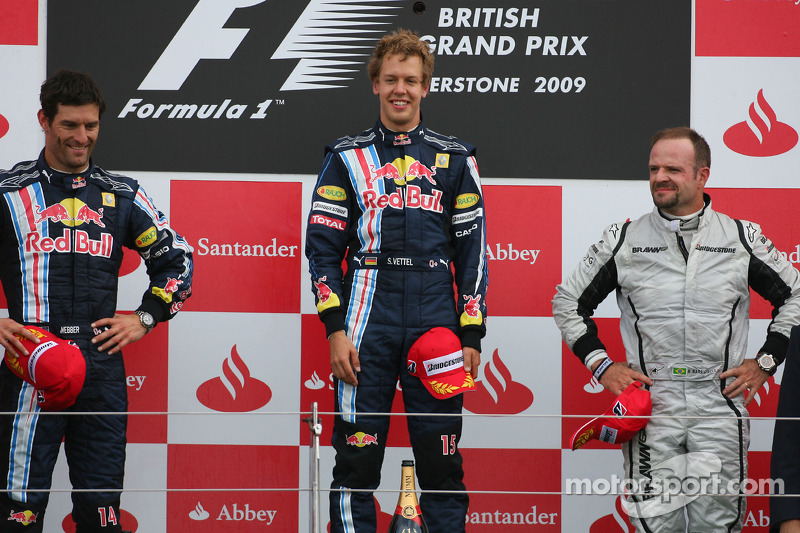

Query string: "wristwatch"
[135, 310, 155, 334]
[756, 352, 777, 376]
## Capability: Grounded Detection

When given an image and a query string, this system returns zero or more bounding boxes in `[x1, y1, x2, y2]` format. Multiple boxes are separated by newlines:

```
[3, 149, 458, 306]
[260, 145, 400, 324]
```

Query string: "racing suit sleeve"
[450, 154, 488, 351]
[305, 151, 352, 337]
[552, 221, 627, 364]
[126, 184, 194, 324]
[740, 220, 800, 363]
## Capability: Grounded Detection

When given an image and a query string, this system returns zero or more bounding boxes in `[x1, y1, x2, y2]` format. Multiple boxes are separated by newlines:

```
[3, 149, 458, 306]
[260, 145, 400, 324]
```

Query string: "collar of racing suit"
[375, 120, 424, 146]
[655, 193, 712, 234]
[37, 149, 95, 191]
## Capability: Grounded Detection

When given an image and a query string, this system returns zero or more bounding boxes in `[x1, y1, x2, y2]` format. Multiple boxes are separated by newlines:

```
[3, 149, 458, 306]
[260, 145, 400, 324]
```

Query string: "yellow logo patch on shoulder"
[135, 226, 158, 248]
[455, 193, 479, 209]
[317, 186, 347, 201]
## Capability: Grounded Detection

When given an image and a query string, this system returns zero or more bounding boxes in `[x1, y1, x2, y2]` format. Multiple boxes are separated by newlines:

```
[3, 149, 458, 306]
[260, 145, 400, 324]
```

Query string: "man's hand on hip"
[91, 313, 148, 355]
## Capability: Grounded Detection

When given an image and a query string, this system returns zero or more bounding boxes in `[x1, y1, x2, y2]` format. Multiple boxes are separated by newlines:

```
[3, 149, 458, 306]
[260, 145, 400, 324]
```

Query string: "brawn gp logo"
[632, 246, 668, 253]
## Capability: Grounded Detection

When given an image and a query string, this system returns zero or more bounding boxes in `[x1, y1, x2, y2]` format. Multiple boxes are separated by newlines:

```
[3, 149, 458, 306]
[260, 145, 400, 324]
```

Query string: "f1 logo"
[138, 0, 402, 92]
[139, 0, 266, 91]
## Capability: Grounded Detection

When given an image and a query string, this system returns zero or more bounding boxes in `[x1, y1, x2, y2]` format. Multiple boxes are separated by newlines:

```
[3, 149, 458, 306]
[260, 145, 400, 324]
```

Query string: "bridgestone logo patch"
[695, 245, 736, 253]
[423, 350, 464, 377]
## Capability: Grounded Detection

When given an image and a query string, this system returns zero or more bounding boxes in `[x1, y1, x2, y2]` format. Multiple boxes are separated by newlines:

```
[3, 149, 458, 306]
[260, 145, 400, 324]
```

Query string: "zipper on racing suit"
[676, 234, 689, 263]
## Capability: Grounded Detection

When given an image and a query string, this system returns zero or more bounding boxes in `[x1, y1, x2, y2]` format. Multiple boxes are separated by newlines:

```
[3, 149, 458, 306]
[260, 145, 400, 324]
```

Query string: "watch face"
[759, 354, 775, 370]
[138, 312, 154, 327]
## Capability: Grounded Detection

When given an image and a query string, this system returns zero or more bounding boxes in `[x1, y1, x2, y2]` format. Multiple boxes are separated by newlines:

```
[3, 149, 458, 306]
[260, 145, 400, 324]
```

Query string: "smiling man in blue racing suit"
[0, 70, 193, 532]
[305, 29, 488, 533]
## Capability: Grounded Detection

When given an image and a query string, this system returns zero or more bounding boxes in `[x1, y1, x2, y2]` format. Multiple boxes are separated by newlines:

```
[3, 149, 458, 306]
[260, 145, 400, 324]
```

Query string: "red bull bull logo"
[367, 162, 402, 188]
[345, 431, 379, 447]
[7, 509, 38, 525]
[164, 278, 182, 294]
[367, 159, 437, 188]
[75, 204, 105, 227]
[464, 295, 482, 318]
[34, 203, 71, 223]
[27, 200, 113, 258]
[313, 276, 340, 313]
[461, 295, 484, 327]
[34, 200, 105, 227]
[406, 160, 437, 185]
[153, 277, 184, 303]
[313, 276, 333, 304]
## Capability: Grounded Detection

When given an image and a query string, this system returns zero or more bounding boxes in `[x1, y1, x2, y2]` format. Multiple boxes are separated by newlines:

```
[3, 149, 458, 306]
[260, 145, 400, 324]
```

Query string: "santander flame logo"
[590, 496, 634, 532]
[723, 89, 798, 157]
[189, 501, 210, 521]
[304, 371, 327, 390]
[196, 345, 272, 412]
[463, 349, 533, 414]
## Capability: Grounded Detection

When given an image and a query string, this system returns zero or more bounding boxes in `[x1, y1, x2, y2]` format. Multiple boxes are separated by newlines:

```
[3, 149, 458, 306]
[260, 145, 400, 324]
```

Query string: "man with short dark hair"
[0, 69, 193, 532]
[305, 29, 488, 533]
[553, 127, 800, 532]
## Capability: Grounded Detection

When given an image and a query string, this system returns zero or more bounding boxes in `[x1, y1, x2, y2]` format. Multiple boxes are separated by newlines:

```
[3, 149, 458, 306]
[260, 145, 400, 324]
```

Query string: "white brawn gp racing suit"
[553, 195, 800, 532]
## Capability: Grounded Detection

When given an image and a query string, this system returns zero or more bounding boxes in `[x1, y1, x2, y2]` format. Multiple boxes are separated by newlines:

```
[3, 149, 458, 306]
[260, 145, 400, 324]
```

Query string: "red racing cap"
[3, 326, 86, 411]
[407, 327, 476, 399]
[570, 381, 652, 450]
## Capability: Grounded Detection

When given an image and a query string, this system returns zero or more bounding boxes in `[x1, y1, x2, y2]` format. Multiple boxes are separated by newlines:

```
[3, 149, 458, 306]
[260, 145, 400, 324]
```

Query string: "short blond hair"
[367, 29, 434, 86]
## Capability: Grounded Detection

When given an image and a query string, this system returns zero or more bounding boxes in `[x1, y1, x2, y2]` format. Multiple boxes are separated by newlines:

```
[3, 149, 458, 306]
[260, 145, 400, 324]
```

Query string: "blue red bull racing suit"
[0, 151, 193, 532]
[305, 121, 488, 533]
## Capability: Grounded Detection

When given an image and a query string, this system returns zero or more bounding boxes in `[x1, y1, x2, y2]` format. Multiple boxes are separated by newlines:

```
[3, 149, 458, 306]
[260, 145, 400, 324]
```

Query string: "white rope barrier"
[5, 402, 795, 531]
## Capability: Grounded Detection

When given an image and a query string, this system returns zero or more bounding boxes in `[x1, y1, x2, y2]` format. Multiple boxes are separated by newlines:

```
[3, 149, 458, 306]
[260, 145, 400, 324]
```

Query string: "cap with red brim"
[570, 381, 652, 450]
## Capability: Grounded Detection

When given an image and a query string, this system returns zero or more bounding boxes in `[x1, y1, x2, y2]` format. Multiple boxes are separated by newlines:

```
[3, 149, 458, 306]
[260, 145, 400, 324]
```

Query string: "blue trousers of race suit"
[329, 324, 468, 533]
[0, 336, 126, 533]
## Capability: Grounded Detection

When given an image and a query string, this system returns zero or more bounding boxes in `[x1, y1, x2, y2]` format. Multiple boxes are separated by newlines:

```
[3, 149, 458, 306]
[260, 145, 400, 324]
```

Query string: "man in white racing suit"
[553, 127, 800, 532]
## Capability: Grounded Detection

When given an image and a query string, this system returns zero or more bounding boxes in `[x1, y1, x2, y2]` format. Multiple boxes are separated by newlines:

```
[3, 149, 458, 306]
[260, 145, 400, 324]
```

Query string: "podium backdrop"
[1, 0, 799, 530]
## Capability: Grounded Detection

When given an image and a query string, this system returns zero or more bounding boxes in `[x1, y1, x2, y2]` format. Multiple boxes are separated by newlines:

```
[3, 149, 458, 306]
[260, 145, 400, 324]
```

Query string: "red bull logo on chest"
[367, 157, 437, 188]
[27, 199, 114, 258]
[362, 186, 443, 213]
[34, 198, 107, 228]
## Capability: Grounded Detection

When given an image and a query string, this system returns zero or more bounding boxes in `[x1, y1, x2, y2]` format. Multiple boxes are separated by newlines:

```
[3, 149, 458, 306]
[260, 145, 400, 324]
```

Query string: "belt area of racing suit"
[349, 253, 451, 272]
[25, 322, 109, 339]
[647, 363, 723, 381]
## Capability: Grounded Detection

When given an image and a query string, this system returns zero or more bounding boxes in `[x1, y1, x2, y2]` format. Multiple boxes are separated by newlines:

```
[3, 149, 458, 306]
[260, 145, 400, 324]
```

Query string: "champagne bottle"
[387, 460, 430, 533]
